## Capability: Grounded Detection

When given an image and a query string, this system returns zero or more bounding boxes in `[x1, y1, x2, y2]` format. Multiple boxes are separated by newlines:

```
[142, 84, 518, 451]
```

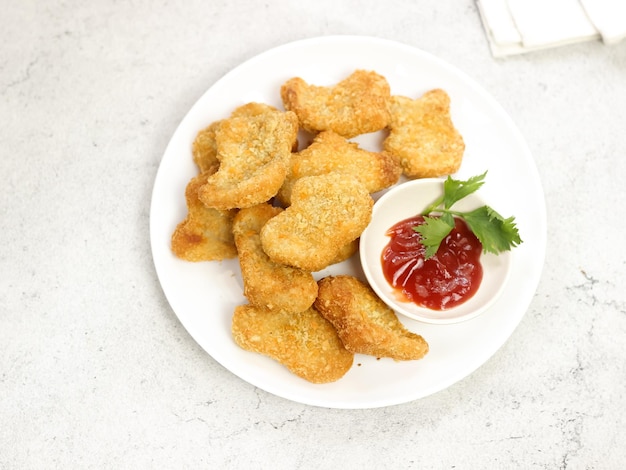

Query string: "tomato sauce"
[381, 215, 483, 310]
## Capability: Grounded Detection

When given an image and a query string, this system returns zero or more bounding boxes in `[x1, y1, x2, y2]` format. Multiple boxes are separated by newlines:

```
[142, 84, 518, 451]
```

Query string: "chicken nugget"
[171, 166, 237, 261]
[192, 104, 280, 174]
[231, 304, 354, 383]
[314, 276, 429, 361]
[233, 204, 318, 312]
[277, 131, 401, 205]
[383, 89, 465, 178]
[191, 120, 221, 173]
[260, 174, 373, 272]
[198, 103, 298, 210]
[330, 239, 359, 265]
[281, 70, 391, 138]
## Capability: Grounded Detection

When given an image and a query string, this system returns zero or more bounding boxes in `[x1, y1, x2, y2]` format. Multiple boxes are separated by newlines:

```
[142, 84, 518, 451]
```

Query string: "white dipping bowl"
[359, 178, 512, 325]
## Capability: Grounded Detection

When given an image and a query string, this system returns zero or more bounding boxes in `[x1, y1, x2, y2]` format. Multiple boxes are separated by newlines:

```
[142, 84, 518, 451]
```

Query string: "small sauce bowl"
[359, 178, 512, 324]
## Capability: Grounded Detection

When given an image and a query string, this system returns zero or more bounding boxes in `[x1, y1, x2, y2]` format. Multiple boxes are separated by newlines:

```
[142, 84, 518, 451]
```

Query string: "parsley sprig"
[413, 172, 522, 259]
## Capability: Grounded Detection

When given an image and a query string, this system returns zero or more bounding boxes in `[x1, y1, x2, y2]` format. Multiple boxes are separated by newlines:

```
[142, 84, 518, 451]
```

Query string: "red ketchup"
[381, 215, 483, 310]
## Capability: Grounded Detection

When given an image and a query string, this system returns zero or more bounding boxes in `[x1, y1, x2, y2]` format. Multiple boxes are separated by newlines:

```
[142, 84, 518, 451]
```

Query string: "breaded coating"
[198, 103, 299, 210]
[230, 101, 281, 119]
[232, 204, 318, 313]
[231, 304, 354, 383]
[191, 120, 221, 173]
[314, 276, 429, 361]
[276, 131, 401, 205]
[260, 174, 373, 272]
[281, 70, 391, 138]
[330, 239, 359, 265]
[192, 102, 296, 175]
[171, 167, 237, 261]
[383, 89, 465, 178]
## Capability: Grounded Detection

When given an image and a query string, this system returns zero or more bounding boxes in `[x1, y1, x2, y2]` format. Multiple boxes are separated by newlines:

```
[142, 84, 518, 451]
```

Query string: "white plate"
[150, 35, 546, 409]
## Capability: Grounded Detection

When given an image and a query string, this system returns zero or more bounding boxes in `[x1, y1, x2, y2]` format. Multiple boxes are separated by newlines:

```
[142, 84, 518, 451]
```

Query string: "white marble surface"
[1, 1, 625, 468]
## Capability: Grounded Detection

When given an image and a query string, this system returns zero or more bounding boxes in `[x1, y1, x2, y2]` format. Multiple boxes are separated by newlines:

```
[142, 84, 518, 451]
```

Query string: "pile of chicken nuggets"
[171, 69, 465, 383]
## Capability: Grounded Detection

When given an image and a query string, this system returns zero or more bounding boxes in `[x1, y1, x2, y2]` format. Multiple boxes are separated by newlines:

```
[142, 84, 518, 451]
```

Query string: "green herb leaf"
[442, 171, 487, 209]
[440, 212, 455, 227]
[413, 216, 454, 259]
[462, 206, 523, 254]
[417, 172, 522, 258]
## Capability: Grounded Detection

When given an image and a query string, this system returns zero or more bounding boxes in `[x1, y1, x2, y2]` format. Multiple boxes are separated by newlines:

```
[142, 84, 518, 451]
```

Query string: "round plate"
[150, 35, 546, 409]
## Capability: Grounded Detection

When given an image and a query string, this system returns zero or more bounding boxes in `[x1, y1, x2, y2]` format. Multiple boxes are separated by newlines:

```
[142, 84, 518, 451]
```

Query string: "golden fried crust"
[191, 121, 221, 173]
[230, 101, 280, 118]
[231, 304, 354, 383]
[198, 103, 299, 210]
[330, 239, 359, 265]
[281, 70, 391, 138]
[314, 276, 429, 361]
[277, 131, 401, 205]
[233, 204, 318, 313]
[383, 89, 465, 178]
[192, 103, 286, 174]
[171, 168, 237, 261]
[260, 174, 373, 272]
